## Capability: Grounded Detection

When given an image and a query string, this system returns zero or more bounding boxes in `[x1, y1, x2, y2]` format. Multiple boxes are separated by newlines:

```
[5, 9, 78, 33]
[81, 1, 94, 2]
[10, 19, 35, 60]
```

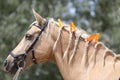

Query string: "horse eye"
[25, 34, 33, 40]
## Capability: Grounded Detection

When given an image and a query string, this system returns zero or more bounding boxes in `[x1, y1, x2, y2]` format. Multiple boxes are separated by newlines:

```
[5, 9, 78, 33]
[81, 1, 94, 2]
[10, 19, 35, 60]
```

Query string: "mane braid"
[88, 44, 96, 68]
[69, 34, 80, 64]
[103, 50, 115, 67]
[80, 42, 89, 68]
[63, 32, 73, 61]
[53, 28, 62, 52]
[46, 19, 54, 38]
[114, 54, 120, 68]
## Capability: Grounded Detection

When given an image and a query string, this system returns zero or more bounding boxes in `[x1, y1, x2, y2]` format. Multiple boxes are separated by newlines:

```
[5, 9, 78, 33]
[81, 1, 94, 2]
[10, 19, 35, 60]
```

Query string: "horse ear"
[32, 9, 46, 25]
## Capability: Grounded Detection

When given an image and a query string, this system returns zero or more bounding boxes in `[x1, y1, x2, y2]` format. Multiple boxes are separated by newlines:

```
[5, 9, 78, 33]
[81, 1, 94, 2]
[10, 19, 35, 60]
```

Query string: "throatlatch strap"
[31, 49, 37, 64]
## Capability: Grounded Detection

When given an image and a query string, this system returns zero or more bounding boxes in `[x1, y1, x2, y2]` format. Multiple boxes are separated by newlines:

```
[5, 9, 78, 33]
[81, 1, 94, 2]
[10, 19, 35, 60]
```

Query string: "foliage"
[0, 0, 120, 80]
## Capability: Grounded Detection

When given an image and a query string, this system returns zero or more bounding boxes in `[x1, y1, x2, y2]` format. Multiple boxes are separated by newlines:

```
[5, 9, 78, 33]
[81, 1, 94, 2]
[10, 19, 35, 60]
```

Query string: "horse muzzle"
[3, 59, 19, 75]
[3, 54, 25, 75]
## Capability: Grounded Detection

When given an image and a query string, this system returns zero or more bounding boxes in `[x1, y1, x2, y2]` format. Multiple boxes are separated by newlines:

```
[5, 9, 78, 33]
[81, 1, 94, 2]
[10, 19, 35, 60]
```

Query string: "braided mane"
[50, 18, 120, 68]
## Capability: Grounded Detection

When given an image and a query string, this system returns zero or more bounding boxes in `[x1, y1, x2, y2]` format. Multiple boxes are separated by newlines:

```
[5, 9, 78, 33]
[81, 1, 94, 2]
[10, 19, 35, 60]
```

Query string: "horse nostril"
[4, 60, 8, 67]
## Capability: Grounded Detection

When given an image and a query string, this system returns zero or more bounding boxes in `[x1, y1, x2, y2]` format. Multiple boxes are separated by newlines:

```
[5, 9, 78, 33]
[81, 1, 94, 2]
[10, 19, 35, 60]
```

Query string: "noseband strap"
[10, 20, 48, 65]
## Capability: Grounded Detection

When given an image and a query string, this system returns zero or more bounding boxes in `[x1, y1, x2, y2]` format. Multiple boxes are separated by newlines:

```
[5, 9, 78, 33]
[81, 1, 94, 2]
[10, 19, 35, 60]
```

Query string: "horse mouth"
[4, 62, 19, 75]
[9, 65, 19, 75]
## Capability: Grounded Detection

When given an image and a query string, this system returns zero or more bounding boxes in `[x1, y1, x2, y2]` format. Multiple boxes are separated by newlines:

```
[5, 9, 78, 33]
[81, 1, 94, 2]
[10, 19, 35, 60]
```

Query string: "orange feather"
[87, 33, 99, 43]
[70, 22, 73, 32]
[70, 22, 76, 32]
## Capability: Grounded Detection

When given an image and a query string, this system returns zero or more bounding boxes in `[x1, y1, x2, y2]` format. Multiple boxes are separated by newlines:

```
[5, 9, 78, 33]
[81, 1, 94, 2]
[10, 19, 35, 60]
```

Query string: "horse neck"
[51, 22, 120, 80]
[51, 24, 89, 79]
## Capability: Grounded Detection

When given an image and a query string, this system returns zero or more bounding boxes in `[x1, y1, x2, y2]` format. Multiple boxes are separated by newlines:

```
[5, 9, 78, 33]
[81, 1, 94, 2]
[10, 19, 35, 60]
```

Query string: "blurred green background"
[0, 0, 120, 80]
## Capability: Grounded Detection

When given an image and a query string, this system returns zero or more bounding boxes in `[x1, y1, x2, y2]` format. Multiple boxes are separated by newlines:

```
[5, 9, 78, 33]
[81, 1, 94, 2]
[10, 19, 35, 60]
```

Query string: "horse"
[3, 9, 120, 80]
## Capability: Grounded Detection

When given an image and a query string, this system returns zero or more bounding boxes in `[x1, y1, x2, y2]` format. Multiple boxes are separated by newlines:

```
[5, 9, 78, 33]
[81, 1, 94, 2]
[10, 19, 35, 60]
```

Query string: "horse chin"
[9, 65, 19, 75]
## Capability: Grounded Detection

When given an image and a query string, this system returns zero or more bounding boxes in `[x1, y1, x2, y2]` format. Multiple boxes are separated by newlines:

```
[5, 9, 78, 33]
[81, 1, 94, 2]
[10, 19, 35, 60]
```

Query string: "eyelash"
[25, 34, 33, 40]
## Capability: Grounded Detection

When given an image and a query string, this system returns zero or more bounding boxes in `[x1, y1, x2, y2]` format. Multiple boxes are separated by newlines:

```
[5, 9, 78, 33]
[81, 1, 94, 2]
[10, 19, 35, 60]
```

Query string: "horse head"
[3, 9, 57, 75]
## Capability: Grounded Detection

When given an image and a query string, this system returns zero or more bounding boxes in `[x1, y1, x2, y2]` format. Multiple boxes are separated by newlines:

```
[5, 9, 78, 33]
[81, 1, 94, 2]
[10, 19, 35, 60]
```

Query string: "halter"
[9, 20, 48, 67]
